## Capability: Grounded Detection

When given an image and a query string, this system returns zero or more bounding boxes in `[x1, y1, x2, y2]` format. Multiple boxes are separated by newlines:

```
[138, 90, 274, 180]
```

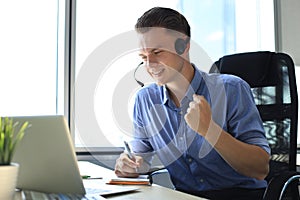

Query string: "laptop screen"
[12, 115, 85, 195]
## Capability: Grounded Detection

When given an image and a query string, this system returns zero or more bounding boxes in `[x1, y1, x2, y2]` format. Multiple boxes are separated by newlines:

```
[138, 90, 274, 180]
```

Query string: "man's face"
[138, 28, 186, 85]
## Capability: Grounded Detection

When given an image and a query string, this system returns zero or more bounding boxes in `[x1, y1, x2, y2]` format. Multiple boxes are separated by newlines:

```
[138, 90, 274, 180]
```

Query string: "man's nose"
[146, 55, 158, 67]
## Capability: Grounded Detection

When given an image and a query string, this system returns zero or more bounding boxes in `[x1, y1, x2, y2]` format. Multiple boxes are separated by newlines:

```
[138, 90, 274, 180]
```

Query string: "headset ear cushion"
[175, 38, 187, 55]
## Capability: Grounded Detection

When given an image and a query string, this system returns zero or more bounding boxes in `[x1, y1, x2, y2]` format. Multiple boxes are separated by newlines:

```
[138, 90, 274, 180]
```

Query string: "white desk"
[104, 184, 204, 200]
[80, 161, 207, 200]
[14, 161, 207, 200]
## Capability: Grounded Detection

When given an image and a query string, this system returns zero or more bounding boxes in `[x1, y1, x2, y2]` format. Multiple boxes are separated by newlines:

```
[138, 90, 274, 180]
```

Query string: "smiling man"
[114, 7, 270, 200]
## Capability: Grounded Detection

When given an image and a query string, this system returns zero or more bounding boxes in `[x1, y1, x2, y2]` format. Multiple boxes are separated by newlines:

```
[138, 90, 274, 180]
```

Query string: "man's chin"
[155, 81, 165, 86]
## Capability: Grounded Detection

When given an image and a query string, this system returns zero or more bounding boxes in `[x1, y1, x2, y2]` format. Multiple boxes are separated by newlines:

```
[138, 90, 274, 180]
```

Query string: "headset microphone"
[134, 62, 144, 87]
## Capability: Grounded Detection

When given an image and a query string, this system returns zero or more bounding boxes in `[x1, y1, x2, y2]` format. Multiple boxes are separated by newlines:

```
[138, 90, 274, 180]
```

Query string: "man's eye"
[153, 50, 162, 55]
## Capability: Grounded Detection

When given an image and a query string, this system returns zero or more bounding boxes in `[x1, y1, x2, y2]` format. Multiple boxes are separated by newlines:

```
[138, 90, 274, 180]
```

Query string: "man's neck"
[166, 62, 194, 107]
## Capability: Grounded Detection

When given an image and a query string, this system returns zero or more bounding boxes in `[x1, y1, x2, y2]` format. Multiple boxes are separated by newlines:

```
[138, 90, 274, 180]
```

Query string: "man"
[115, 7, 270, 200]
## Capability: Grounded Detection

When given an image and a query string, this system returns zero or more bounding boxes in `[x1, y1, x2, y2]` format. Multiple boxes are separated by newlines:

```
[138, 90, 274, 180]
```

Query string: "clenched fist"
[184, 94, 213, 137]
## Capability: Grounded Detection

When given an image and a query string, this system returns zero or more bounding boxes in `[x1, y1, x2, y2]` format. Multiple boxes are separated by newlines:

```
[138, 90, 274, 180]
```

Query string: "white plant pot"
[0, 163, 19, 200]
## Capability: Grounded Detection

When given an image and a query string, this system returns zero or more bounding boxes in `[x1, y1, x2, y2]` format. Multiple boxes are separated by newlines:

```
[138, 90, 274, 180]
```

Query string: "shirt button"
[188, 158, 193, 163]
[199, 179, 204, 183]
[179, 137, 184, 140]
[179, 111, 183, 115]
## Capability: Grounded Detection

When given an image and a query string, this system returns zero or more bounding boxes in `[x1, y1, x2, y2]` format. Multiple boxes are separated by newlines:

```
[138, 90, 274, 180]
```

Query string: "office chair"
[209, 51, 299, 200]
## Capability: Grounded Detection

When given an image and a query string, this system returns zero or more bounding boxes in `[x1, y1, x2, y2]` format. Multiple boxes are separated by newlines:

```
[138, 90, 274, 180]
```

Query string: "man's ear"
[185, 41, 190, 52]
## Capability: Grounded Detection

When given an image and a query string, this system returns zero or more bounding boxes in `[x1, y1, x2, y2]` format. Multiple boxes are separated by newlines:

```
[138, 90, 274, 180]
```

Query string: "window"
[295, 67, 300, 144]
[0, 0, 65, 116]
[74, 0, 275, 147]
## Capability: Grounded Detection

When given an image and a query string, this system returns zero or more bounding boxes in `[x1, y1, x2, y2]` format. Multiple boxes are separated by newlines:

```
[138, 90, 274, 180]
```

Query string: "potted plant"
[0, 117, 29, 200]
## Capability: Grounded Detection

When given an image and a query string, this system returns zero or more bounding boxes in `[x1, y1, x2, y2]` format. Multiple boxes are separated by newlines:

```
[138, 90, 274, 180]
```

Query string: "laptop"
[11, 115, 138, 199]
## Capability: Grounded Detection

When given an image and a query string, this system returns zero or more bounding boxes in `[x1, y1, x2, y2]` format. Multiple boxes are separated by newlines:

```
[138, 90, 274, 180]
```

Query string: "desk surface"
[14, 161, 207, 200]
[80, 161, 206, 200]
[104, 184, 204, 200]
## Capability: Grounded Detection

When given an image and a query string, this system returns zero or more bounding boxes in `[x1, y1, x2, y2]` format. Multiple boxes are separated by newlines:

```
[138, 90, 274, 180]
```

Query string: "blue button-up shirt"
[131, 65, 270, 192]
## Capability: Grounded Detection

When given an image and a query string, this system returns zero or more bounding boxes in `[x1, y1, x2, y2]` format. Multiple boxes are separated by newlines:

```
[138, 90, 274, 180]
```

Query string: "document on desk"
[107, 175, 151, 185]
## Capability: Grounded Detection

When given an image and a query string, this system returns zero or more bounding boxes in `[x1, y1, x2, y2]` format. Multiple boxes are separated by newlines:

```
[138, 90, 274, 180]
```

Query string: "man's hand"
[184, 94, 213, 137]
[114, 152, 144, 177]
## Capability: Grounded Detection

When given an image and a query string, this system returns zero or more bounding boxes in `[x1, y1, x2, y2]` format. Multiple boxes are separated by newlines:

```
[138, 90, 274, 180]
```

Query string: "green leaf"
[0, 117, 29, 165]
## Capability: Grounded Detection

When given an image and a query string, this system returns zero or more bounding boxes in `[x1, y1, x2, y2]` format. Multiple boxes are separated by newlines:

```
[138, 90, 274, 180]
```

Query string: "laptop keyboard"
[22, 190, 106, 200]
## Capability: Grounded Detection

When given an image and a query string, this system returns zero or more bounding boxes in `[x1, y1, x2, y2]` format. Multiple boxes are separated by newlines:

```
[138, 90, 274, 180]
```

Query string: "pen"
[124, 141, 135, 161]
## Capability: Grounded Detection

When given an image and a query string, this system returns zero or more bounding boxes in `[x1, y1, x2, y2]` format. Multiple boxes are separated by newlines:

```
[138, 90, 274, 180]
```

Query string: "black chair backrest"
[209, 51, 298, 182]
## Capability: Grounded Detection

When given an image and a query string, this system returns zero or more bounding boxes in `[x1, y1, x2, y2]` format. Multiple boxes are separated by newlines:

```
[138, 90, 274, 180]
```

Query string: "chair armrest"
[146, 167, 174, 188]
[263, 171, 300, 200]
[149, 168, 168, 177]
[146, 167, 167, 184]
[138, 166, 165, 176]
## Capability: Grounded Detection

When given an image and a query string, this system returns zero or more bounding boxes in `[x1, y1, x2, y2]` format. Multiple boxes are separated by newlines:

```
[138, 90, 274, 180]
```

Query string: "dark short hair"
[135, 7, 191, 38]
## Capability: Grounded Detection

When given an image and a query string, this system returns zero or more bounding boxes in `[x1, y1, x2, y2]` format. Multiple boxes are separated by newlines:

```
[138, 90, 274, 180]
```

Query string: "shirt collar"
[162, 85, 169, 105]
[186, 64, 202, 101]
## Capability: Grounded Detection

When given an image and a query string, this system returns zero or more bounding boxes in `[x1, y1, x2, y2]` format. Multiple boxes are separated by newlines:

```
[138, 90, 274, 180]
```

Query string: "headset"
[134, 62, 145, 87]
[174, 38, 188, 55]
[134, 38, 188, 87]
